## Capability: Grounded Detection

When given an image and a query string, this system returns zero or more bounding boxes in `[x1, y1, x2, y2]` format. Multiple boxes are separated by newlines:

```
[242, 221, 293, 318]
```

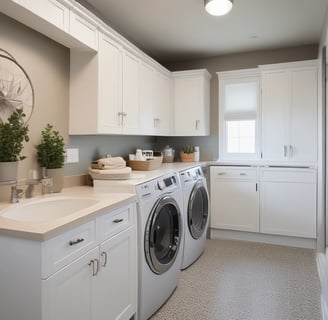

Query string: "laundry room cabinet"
[0, 203, 137, 320]
[260, 61, 318, 163]
[210, 166, 259, 232]
[259, 167, 317, 238]
[140, 63, 172, 135]
[70, 32, 140, 134]
[172, 69, 211, 136]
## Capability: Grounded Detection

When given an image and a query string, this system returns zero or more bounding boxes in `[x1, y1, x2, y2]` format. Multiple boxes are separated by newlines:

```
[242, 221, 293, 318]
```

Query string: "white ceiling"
[79, 0, 328, 63]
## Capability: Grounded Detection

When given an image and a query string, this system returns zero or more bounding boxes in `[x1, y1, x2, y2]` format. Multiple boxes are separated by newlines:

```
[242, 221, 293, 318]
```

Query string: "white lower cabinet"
[0, 203, 137, 320]
[259, 168, 317, 238]
[210, 166, 259, 232]
[210, 166, 317, 240]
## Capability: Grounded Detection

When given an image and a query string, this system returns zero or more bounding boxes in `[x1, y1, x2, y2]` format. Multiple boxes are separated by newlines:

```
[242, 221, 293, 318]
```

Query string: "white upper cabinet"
[260, 60, 318, 164]
[153, 70, 172, 135]
[24, 0, 69, 32]
[139, 63, 173, 136]
[0, 0, 99, 51]
[69, 5, 98, 51]
[70, 33, 140, 134]
[173, 69, 211, 136]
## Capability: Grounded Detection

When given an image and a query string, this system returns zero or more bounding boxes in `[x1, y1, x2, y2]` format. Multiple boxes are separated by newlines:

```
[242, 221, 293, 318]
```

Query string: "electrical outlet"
[66, 148, 79, 163]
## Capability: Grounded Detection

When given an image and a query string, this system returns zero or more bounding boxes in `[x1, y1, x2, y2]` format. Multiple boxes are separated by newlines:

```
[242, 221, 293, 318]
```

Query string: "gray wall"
[158, 45, 318, 161]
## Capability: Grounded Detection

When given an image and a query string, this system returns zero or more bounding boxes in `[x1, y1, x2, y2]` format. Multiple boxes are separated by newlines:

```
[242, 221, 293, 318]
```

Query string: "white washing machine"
[136, 172, 183, 320]
[180, 166, 209, 269]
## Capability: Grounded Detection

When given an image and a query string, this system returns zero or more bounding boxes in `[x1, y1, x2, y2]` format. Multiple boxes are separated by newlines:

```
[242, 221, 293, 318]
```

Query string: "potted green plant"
[180, 145, 195, 162]
[36, 124, 65, 192]
[0, 108, 29, 182]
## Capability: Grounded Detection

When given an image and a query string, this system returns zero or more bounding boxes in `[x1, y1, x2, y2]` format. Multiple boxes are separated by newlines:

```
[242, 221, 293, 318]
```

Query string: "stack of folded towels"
[89, 156, 132, 180]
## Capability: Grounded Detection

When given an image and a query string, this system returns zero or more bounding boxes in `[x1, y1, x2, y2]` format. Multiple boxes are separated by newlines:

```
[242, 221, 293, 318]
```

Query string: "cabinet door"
[122, 51, 140, 134]
[290, 68, 317, 162]
[210, 167, 259, 232]
[153, 71, 171, 135]
[260, 169, 317, 238]
[261, 71, 290, 161]
[140, 62, 155, 134]
[42, 248, 98, 320]
[69, 9, 98, 51]
[94, 227, 137, 320]
[174, 76, 204, 136]
[98, 34, 123, 133]
[24, 0, 69, 32]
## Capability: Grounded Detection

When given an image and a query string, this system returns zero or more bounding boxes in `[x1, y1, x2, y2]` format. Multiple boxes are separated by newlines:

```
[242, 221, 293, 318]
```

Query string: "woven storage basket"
[127, 152, 163, 171]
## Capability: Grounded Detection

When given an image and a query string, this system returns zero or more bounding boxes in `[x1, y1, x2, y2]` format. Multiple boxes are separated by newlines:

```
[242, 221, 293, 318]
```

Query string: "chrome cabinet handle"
[101, 251, 108, 267]
[289, 145, 293, 157]
[113, 218, 124, 223]
[218, 172, 226, 175]
[283, 145, 287, 157]
[240, 173, 247, 176]
[89, 259, 99, 276]
[196, 120, 200, 130]
[69, 238, 84, 246]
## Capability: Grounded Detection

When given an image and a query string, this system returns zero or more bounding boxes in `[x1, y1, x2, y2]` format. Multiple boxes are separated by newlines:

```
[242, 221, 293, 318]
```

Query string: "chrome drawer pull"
[240, 173, 247, 176]
[218, 172, 226, 176]
[101, 251, 108, 267]
[113, 218, 124, 223]
[69, 238, 84, 246]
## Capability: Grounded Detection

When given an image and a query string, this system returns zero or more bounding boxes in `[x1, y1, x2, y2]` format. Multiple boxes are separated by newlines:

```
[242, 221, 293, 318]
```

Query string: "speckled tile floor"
[151, 239, 321, 320]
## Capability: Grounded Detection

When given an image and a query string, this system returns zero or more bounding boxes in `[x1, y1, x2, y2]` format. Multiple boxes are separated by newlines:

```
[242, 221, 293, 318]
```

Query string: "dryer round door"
[188, 180, 209, 239]
[145, 195, 182, 275]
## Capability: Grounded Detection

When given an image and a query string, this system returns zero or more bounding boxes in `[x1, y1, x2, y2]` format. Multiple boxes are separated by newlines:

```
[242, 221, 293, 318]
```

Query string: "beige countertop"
[0, 186, 136, 241]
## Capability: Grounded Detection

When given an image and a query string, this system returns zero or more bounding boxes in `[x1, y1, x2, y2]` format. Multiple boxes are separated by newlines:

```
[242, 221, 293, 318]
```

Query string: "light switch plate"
[66, 148, 79, 163]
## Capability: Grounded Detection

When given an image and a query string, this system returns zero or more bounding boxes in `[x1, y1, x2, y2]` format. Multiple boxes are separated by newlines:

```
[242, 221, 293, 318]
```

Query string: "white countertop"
[207, 160, 318, 168]
[93, 161, 206, 192]
[0, 186, 136, 241]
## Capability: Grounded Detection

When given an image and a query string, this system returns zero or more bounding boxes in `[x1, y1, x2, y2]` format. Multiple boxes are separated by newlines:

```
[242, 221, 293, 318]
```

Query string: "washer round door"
[145, 195, 182, 275]
[188, 180, 209, 239]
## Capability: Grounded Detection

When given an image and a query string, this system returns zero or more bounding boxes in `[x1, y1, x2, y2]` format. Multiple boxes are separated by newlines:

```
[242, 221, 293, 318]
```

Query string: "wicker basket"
[127, 152, 163, 171]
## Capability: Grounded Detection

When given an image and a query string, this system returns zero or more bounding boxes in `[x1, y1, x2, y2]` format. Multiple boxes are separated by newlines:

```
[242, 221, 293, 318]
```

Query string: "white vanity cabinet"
[259, 167, 317, 238]
[260, 61, 318, 163]
[0, 203, 137, 320]
[210, 166, 259, 232]
[172, 69, 211, 136]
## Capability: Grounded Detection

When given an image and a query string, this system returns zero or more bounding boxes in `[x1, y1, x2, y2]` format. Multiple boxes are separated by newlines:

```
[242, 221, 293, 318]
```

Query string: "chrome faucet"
[10, 184, 24, 203]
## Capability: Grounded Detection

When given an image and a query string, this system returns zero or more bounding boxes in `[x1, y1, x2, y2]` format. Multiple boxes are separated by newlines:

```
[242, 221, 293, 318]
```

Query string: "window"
[218, 71, 260, 160]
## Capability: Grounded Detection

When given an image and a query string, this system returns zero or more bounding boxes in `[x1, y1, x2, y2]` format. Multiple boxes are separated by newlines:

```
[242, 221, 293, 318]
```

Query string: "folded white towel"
[97, 157, 126, 169]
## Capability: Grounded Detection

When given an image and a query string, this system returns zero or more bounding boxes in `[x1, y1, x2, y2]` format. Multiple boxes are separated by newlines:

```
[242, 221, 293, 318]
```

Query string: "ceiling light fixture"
[204, 0, 233, 16]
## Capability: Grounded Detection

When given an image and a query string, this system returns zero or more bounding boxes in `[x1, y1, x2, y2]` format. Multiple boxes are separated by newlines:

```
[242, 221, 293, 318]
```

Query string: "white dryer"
[180, 166, 209, 269]
[135, 172, 183, 320]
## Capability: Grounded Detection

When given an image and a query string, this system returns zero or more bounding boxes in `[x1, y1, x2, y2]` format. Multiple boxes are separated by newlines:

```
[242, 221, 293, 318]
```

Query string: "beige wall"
[0, 13, 69, 200]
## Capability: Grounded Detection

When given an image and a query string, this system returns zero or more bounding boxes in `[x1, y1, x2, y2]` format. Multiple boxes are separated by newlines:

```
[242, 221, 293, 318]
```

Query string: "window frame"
[217, 69, 261, 161]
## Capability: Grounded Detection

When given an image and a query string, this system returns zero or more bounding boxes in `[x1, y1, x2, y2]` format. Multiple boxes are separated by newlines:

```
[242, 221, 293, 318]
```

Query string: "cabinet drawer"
[42, 220, 96, 279]
[210, 166, 257, 181]
[260, 167, 317, 183]
[69, 10, 98, 50]
[97, 204, 135, 242]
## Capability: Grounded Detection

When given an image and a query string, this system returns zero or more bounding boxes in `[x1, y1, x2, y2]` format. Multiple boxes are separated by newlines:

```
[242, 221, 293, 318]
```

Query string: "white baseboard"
[316, 249, 328, 320]
[210, 228, 317, 249]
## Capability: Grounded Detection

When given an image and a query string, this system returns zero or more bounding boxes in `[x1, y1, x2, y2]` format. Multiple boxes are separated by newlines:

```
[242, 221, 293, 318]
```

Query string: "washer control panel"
[137, 173, 180, 199]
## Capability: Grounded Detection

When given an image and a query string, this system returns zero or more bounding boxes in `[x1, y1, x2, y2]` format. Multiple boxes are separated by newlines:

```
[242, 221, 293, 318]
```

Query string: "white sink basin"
[0, 197, 99, 222]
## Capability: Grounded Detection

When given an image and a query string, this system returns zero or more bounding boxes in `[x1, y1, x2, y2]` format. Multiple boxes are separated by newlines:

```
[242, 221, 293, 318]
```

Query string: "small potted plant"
[0, 108, 29, 182]
[180, 145, 195, 162]
[36, 124, 65, 192]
